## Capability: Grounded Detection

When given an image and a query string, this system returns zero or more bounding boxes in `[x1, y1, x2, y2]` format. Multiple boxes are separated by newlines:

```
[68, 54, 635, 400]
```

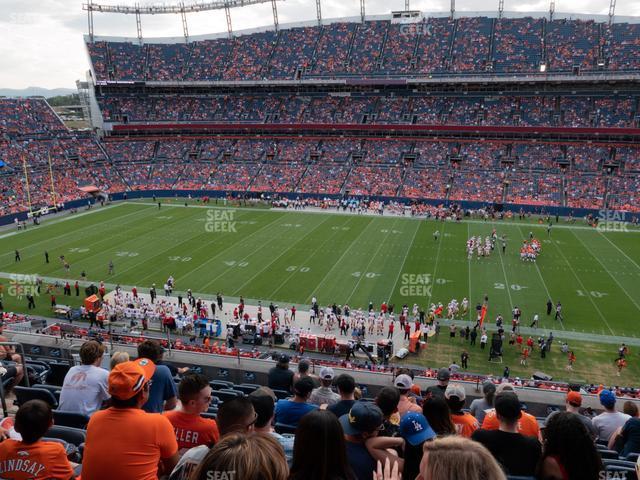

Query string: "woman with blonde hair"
[417, 435, 506, 480]
[109, 351, 129, 370]
[191, 432, 288, 480]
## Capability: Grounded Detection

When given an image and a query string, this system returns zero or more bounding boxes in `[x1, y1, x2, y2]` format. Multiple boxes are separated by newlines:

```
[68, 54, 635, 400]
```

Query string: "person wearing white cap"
[309, 367, 340, 407]
[395, 374, 422, 417]
[445, 383, 479, 437]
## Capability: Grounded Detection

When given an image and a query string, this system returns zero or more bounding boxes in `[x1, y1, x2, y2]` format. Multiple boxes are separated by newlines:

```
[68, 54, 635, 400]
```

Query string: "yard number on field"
[576, 290, 608, 298]
[168, 256, 192, 262]
[494, 283, 527, 291]
[352, 272, 381, 278]
[286, 266, 310, 272]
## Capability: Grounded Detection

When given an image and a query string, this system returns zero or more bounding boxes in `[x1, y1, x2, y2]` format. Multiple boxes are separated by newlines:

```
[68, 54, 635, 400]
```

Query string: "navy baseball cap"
[399, 412, 436, 446]
[340, 401, 384, 435]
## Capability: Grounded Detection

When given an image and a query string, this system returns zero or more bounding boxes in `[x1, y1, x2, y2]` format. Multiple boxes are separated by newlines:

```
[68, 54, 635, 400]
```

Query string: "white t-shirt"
[58, 364, 110, 416]
[592, 411, 631, 442]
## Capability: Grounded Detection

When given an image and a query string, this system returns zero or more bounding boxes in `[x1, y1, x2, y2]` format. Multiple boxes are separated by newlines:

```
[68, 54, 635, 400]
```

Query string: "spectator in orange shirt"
[394, 374, 422, 417]
[480, 383, 541, 439]
[164, 373, 219, 454]
[0, 400, 74, 480]
[445, 383, 479, 437]
[82, 359, 179, 480]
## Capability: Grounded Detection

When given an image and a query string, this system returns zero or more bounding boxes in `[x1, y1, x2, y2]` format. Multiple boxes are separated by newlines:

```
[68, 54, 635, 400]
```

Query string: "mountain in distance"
[0, 87, 76, 98]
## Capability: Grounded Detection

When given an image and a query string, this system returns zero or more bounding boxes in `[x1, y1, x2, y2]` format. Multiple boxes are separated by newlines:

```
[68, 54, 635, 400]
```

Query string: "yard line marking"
[494, 225, 514, 310]
[111, 209, 257, 283]
[597, 230, 640, 272]
[467, 223, 473, 320]
[266, 216, 354, 300]
[55, 206, 207, 277]
[199, 213, 329, 293]
[572, 231, 640, 314]
[548, 233, 615, 335]
[0, 204, 152, 261]
[176, 212, 290, 288]
[427, 221, 446, 306]
[311, 217, 376, 298]
[235, 214, 337, 297]
[345, 218, 401, 306]
[0, 202, 124, 240]
[386, 220, 422, 302]
[515, 226, 563, 329]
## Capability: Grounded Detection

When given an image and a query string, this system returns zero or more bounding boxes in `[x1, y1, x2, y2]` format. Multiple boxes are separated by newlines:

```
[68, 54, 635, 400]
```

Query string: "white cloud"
[0, 0, 638, 89]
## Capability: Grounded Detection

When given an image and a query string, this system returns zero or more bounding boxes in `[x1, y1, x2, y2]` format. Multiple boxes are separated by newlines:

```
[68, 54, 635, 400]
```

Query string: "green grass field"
[1, 200, 639, 340]
[2, 199, 640, 384]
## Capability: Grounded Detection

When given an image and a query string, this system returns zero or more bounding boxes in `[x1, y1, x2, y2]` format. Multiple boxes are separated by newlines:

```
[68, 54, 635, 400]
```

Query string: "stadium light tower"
[83, 0, 284, 43]
[549, 0, 555, 21]
[609, 0, 616, 25]
[316, 0, 322, 25]
[360, 0, 366, 23]
[450, 0, 455, 19]
[498, 0, 504, 19]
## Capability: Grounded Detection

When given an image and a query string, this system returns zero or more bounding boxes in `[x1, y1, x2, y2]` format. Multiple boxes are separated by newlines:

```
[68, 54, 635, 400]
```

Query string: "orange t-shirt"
[451, 412, 479, 437]
[481, 409, 541, 438]
[0, 439, 73, 480]
[163, 410, 220, 452]
[82, 407, 178, 480]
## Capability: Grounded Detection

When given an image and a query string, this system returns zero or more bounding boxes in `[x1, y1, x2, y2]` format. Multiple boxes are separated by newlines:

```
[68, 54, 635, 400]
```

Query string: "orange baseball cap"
[108, 358, 156, 400]
[566, 391, 582, 407]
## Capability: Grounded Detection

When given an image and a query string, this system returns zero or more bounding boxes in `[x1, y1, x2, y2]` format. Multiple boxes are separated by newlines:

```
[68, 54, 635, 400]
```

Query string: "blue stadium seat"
[274, 423, 297, 434]
[53, 410, 91, 430]
[14, 386, 58, 409]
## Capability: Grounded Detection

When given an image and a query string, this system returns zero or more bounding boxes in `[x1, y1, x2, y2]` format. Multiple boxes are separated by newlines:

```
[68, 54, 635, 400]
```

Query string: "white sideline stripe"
[129, 201, 640, 233]
[0, 203, 123, 240]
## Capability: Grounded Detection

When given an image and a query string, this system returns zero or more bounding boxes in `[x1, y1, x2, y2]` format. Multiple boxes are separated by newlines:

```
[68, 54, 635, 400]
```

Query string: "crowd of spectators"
[87, 16, 640, 81]
[2, 336, 631, 480]
[96, 92, 640, 129]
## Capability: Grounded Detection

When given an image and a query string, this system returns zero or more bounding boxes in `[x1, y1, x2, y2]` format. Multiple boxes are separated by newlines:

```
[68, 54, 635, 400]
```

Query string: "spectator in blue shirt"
[274, 377, 317, 427]
[137, 340, 177, 413]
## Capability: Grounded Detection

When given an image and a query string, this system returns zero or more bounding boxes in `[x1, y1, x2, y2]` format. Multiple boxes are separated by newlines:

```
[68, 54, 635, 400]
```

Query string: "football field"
[1, 200, 639, 340]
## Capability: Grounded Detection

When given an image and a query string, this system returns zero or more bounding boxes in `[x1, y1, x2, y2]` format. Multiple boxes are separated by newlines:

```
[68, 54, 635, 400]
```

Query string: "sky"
[1, 0, 639, 89]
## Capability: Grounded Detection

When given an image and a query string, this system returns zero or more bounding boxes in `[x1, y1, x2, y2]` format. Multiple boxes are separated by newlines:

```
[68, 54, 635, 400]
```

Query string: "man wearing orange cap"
[82, 359, 179, 480]
[545, 390, 596, 440]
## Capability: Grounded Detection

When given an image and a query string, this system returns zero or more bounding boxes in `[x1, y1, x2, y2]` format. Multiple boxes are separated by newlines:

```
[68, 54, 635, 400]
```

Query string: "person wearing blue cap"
[399, 412, 436, 479]
[592, 389, 630, 442]
[340, 401, 385, 480]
